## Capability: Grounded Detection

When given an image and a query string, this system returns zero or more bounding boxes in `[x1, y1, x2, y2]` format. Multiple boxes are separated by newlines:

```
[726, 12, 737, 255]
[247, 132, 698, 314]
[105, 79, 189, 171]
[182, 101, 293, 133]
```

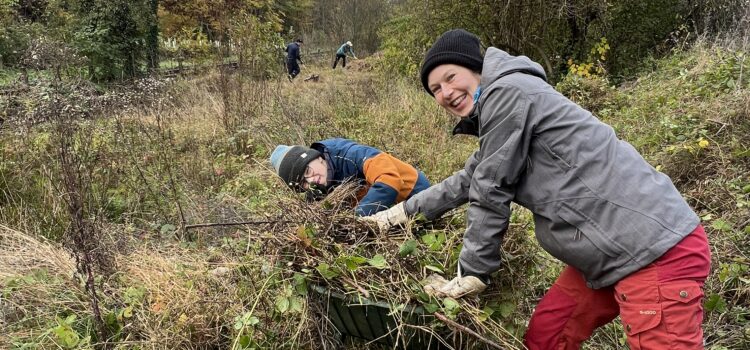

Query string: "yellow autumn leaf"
[698, 139, 709, 148]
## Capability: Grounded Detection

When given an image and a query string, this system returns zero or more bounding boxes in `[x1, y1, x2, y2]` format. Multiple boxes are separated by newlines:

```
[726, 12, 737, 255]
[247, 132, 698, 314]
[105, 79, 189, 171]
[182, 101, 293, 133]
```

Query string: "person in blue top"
[285, 38, 304, 81]
[332, 41, 357, 69]
[269, 138, 430, 216]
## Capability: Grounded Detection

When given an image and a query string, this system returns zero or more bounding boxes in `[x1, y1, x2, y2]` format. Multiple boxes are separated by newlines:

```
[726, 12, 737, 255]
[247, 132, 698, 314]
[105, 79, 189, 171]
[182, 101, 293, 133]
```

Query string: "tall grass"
[1, 41, 748, 349]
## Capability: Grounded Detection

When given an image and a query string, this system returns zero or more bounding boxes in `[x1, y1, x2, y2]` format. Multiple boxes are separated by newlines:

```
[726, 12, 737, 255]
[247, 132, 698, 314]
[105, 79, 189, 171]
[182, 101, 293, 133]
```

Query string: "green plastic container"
[312, 285, 448, 349]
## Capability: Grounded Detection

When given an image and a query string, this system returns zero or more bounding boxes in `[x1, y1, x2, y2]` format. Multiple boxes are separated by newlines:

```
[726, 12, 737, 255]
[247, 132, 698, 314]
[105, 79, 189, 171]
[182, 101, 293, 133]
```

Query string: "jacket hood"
[480, 47, 547, 85]
[453, 48, 547, 137]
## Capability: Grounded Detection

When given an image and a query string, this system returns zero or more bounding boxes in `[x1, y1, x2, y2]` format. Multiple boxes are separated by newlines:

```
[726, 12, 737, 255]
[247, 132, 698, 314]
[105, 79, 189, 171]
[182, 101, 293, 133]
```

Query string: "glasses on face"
[301, 165, 316, 189]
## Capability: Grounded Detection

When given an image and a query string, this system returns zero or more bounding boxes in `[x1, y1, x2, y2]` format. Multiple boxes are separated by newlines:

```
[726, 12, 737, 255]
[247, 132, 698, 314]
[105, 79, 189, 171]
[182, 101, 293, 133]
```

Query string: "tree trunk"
[147, 0, 160, 71]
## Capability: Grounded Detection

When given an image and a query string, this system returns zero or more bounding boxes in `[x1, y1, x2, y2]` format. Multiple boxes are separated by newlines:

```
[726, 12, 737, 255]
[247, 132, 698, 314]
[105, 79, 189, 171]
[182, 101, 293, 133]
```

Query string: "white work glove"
[423, 274, 449, 294]
[362, 202, 408, 231]
[424, 266, 487, 299]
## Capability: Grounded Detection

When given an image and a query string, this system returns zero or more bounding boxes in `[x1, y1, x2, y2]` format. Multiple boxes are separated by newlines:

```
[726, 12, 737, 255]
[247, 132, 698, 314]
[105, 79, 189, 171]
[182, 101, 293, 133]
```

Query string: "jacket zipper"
[538, 139, 572, 169]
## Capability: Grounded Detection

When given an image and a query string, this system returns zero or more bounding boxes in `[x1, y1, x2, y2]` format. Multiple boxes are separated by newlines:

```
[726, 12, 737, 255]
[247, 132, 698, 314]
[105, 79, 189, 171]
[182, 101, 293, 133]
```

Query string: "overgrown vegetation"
[2, 37, 749, 348]
[1, 0, 749, 349]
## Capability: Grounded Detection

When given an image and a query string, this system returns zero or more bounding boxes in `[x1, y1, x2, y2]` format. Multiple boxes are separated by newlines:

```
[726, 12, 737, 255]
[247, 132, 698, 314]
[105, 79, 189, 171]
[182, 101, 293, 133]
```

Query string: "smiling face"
[302, 156, 327, 190]
[427, 64, 482, 117]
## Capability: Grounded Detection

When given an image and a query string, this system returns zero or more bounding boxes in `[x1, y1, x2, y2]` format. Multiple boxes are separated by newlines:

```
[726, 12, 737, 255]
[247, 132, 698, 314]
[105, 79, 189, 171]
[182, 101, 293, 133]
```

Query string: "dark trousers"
[287, 60, 300, 79]
[332, 54, 346, 69]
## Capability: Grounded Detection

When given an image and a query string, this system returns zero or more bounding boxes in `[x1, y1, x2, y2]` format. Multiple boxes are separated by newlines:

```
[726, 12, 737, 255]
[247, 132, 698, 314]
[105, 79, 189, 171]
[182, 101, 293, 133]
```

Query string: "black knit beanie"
[420, 29, 484, 96]
[270, 145, 321, 190]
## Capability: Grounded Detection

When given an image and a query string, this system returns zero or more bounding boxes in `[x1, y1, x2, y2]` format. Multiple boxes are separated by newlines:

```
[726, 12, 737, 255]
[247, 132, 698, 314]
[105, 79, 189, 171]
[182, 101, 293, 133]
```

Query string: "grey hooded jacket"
[404, 47, 699, 289]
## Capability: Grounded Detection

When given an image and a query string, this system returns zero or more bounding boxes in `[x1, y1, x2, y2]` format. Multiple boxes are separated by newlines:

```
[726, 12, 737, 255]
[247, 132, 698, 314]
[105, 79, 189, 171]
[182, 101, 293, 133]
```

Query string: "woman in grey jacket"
[368, 29, 711, 349]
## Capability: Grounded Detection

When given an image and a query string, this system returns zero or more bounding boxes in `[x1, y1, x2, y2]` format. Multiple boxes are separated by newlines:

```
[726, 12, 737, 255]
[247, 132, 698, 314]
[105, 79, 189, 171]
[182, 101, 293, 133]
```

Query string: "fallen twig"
[184, 220, 292, 230]
[433, 312, 505, 350]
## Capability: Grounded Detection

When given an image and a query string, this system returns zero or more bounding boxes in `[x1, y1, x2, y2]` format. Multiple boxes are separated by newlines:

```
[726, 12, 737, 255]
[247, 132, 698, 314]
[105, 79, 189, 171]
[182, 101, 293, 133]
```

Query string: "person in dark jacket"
[285, 38, 304, 81]
[367, 29, 710, 350]
[270, 138, 430, 216]
[332, 41, 357, 69]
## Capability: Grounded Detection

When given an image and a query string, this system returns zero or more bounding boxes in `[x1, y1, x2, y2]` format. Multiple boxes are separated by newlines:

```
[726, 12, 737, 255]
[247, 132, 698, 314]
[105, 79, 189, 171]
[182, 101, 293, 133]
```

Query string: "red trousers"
[524, 225, 711, 350]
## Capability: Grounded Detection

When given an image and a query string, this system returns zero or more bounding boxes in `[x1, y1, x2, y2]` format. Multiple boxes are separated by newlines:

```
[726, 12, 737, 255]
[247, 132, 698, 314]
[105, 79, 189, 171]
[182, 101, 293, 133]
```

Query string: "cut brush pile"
[246, 182, 535, 349]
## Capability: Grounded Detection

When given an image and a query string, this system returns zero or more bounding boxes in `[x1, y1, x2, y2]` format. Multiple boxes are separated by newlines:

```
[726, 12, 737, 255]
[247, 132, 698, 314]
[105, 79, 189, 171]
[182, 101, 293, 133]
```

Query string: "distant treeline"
[379, 0, 749, 81]
[1, 0, 746, 82]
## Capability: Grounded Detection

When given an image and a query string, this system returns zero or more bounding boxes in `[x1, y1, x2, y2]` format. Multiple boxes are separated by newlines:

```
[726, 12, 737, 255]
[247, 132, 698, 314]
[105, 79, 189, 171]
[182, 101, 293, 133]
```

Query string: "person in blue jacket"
[269, 138, 430, 216]
[332, 41, 357, 69]
[285, 38, 304, 81]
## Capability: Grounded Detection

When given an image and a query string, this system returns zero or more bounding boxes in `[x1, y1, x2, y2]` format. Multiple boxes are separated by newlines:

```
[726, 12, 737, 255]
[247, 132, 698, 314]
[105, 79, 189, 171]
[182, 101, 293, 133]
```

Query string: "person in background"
[332, 41, 357, 69]
[270, 138, 430, 216]
[367, 29, 711, 350]
[285, 38, 304, 81]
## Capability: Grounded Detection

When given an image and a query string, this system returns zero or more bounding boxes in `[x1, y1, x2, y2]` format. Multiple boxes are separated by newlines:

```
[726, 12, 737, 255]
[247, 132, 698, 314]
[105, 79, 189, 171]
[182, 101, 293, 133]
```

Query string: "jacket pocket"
[659, 281, 704, 337]
[619, 302, 664, 350]
[557, 202, 623, 258]
[536, 138, 572, 170]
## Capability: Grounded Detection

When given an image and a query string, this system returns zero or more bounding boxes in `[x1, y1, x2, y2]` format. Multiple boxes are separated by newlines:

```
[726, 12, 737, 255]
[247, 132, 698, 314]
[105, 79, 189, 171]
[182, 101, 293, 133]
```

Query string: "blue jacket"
[311, 138, 430, 216]
[336, 43, 355, 57]
[286, 42, 302, 62]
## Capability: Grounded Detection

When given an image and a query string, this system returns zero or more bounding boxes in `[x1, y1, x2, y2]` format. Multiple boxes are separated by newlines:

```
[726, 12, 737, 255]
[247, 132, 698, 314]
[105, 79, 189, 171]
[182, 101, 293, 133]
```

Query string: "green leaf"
[338, 255, 367, 271]
[368, 254, 388, 269]
[424, 265, 444, 274]
[275, 296, 290, 313]
[63, 314, 77, 324]
[443, 297, 461, 318]
[160, 224, 176, 235]
[498, 302, 516, 318]
[289, 296, 304, 313]
[52, 324, 80, 348]
[479, 306, 495, 322]
[711, 219, 733, 233]
[398, 239, 418, 257]
[424, 303, 439, 313]
[122, 306, 133, 318]
[239, 335, 251, 347]
[293, 273, 308, 296]
[316, 263, 340, 279]
[234, 318, 244, 330]
[421, 232, 446, 251]
[704, 293, 727, 313]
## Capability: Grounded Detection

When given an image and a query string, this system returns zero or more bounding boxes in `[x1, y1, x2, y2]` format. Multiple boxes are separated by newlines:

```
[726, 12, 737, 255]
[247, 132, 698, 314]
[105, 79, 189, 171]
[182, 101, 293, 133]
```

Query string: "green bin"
[313, 285, 449, 349]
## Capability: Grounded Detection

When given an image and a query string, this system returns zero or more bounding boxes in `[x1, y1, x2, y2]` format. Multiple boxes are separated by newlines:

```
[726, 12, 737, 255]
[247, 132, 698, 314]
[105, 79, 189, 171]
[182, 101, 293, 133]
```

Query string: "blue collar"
[472, 86, 482, 103]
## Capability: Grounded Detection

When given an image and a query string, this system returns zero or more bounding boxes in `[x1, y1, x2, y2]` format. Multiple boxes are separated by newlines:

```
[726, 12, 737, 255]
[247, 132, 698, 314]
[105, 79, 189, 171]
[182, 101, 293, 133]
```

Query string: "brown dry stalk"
[433, 312, 505, 350]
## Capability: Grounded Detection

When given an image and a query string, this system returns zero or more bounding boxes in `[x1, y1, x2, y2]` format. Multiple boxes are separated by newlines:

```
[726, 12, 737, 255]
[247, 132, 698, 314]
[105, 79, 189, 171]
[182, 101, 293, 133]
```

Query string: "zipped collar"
[452, 86, 482, 137]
